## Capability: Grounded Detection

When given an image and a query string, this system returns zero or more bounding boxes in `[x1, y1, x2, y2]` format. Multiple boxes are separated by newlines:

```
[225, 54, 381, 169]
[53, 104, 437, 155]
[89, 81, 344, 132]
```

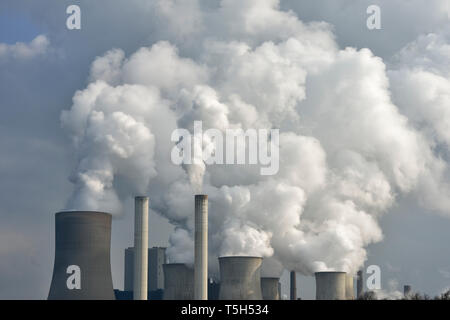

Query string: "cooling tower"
[356, 270, 364, 298]
[48, 211, 115, 300]
[163, 264, 194, 300]
[219, 256, 263, 300]
[194, 195, 208, 300]
[345, 274, 355, 300]
[261, 277, 280, 300]
[133, 196, 149, 300]
[315, 271, 346, 300]
[290, 270, 297, 300]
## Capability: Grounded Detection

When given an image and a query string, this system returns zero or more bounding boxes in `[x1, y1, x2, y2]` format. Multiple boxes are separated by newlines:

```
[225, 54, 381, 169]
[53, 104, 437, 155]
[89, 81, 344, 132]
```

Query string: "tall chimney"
[356, 270, 364, 298]
[133, 196, 149, 300]
[194, 194, 208, 300]
[404, 285, 412, 298]
[48, 211, 115, 300]
[290, 270, 297, 300]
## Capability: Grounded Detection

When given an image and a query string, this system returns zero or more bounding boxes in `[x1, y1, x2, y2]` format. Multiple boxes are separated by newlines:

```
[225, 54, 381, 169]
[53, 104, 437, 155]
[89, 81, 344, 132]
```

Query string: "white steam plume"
[62, 0, 450, 278]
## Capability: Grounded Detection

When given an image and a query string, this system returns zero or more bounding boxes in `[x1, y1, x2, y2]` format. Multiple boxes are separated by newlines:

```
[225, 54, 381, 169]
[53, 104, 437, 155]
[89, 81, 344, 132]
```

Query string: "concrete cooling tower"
[48, 211, 115, 300]
[345, 274, 355, 300]
[219, 256, 263, 300]
[163, 263, 194, 300]
[315, 271, 346, 300]
[261, 277, 280, 300]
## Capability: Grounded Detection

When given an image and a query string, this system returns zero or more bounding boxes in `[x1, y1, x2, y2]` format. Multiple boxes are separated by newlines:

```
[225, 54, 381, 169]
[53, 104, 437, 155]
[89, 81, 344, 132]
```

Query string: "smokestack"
[290, 270, 297, 300]
[163, 263, 194, 300]
[404, 285, 412, 298]
[48, 211, 115, 300]
[345, 274, 355, 300]
[194, 195, 208, 300]
[219, 256, 263, 300]
[356, 270, 364, 298]
[315, 271, 346, 300]
[261, 277, 280, 300]
[133, 196, 149, 300]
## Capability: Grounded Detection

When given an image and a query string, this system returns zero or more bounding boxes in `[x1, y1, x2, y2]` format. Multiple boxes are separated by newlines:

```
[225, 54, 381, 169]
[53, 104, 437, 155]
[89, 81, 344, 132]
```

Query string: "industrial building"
[47, 195, 381, 301]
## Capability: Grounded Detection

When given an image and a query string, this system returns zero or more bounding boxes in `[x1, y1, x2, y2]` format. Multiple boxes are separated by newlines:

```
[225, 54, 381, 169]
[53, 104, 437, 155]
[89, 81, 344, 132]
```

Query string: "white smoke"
[62, 0, 450, 277]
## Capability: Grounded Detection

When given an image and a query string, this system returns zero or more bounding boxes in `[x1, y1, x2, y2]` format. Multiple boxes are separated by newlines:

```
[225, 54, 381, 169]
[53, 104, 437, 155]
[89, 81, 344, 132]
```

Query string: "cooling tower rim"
[314, 271, 346, 275]
[55, 210, 112, 217]
[135, 196, 149, 200]
[218, 255, 263, 260]
[163, 263, 194, 269]
[195, 194, 208, 199]
[261, 277, 280, 280]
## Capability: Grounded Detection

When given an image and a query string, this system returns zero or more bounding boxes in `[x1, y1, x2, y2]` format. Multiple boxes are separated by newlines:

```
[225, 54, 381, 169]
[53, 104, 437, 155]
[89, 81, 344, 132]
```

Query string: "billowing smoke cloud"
[62, 0, 450, 277]
[389, 29, 450, 215]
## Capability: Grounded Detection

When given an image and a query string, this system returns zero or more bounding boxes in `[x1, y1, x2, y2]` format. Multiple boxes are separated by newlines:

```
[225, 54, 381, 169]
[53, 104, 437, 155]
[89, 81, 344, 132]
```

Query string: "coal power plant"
[48, 211, 115, 300]
[219, 256, 263, 300]
[46, 195, 393, 300]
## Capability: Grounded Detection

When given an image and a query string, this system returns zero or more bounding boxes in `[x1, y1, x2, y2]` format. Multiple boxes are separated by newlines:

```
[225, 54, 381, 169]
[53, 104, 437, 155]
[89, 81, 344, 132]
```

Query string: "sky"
[0, 0, 449, 299]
